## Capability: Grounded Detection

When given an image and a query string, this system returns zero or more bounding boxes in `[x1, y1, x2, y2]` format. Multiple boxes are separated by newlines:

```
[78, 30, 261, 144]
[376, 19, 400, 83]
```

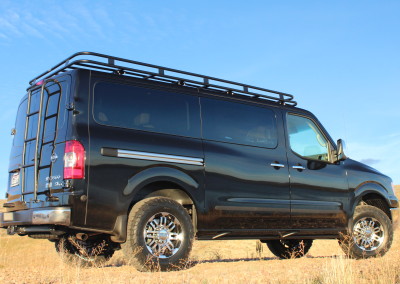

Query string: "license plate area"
[3, 212, 14, 221]
[10, 172, 20, 187]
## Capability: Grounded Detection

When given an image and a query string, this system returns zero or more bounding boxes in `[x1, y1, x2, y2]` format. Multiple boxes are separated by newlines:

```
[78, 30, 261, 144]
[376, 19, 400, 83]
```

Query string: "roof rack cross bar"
[108, 58, 115, 65]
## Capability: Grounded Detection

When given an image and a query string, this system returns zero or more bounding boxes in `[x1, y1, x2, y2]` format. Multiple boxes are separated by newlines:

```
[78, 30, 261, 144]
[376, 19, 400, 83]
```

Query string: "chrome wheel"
[353, 217, 384, 251]
[143, 212, 183, 259]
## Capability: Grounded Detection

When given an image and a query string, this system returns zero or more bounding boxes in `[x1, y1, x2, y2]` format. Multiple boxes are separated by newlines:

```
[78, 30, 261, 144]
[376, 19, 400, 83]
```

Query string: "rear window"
[13, 99, 28, 147]
[93, 82, 201, 138]
[201, 98, 278, 148]
[13, 81, 64, 148]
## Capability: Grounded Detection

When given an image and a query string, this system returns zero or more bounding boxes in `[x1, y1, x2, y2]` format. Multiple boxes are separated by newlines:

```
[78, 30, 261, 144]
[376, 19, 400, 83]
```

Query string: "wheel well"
[359, 193, 391, 220]
[130, 181, 197, 230]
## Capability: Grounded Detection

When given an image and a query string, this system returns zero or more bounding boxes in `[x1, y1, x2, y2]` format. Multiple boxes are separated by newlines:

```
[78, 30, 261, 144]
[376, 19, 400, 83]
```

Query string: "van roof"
[29, 51, 297, 107]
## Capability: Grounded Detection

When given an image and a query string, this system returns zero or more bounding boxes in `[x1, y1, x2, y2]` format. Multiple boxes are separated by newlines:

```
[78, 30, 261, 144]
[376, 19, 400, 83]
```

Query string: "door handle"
[292, 165, 306, 171]
[270, 162, 285, 169]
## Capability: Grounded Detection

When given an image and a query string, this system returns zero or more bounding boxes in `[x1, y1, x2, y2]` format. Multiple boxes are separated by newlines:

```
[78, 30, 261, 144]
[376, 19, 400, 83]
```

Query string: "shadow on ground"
[106, 254, 343, 270]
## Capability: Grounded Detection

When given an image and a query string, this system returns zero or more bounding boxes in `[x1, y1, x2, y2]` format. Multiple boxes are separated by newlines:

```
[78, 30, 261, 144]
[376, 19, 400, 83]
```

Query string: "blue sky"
[0, 0, 399, 197]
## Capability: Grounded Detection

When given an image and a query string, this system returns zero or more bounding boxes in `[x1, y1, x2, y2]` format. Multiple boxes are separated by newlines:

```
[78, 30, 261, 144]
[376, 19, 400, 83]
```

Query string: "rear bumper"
[0, 207, 71, 227]
[390, 208, 399, 229]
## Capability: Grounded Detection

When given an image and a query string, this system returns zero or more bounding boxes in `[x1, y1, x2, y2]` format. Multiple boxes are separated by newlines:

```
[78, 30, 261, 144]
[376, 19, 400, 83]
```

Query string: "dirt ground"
[0, 187, 399, 283]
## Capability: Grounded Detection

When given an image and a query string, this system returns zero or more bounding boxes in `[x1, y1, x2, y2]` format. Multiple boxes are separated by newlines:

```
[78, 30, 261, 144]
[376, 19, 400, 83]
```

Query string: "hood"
[344, 158, 386, 177]
[344, 158, 394, 196]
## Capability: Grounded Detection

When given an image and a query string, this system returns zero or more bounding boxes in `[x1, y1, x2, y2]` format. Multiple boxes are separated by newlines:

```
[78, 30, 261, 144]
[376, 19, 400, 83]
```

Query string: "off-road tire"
[265, 239, 313, 259]
[121, 197, 194, 271]
[55, 235, 115, 267]
[339, 205, 393, 259]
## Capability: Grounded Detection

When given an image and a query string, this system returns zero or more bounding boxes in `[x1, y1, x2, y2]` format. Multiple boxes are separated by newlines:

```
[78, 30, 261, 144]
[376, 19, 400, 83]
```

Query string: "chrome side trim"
[117, 149, 204, 166]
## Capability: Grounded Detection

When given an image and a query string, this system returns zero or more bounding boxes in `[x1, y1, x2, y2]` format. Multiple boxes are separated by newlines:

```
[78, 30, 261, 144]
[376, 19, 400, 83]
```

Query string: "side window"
[93, 82, 201, 138]
[201, 98, 278, 148]
[287, 114, 330, 161]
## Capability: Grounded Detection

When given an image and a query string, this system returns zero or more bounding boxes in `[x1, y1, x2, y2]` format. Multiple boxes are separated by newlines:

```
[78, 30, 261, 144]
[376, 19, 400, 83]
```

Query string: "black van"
[0, 52, 398, 271]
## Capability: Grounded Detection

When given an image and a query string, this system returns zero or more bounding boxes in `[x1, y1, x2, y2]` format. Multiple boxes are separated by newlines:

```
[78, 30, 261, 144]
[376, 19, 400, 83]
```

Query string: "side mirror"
[336, 139, 347, 162]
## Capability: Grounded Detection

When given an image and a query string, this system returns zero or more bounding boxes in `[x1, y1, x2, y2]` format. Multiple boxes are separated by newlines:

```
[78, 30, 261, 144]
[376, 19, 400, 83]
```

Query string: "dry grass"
[1, 194, 400, 283]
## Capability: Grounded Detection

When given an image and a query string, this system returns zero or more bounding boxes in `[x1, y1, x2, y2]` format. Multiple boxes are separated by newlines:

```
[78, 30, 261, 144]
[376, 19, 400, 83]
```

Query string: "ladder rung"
[48, 90, 61, 96]
[44, 113, 57, 120]
[38, 165, 51, 170]
[41, 140, 55, 146]
[21, 163, 34, 168]
[27, 111, 39, 117]
[25, 137, 36, 143]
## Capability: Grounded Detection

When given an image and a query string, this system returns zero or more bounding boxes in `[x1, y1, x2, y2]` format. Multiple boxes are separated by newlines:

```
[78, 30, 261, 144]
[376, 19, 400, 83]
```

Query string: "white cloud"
[0, 3, 114, 43]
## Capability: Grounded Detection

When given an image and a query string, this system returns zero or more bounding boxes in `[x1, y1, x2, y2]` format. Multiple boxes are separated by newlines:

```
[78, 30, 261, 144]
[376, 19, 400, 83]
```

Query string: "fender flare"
[122, 166, 199, 197]
[353, 182, 391, 211]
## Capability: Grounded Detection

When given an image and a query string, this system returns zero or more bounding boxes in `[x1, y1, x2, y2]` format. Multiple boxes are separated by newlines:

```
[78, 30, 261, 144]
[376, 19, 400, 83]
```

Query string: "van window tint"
[201, 98, 278, 148]
[93, 82, 201, 138]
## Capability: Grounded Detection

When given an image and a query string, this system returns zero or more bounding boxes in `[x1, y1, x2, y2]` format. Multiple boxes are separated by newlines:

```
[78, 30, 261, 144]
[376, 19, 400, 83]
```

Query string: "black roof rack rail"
[29, 51, 297, 106]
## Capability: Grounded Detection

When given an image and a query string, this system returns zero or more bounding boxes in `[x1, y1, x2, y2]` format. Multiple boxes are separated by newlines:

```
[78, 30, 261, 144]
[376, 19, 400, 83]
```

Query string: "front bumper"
[0, 207, 71, 227]
[390, 208, 399, 229]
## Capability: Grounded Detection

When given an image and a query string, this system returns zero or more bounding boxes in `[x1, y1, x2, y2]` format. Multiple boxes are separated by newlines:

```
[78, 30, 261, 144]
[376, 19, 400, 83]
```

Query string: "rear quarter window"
[201, 97, 278, 148]
[93, 82, 201, 138]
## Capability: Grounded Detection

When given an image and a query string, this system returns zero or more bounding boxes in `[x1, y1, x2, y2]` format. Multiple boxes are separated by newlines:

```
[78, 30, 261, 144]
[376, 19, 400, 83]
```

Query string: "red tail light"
[64, 141, 85, 179]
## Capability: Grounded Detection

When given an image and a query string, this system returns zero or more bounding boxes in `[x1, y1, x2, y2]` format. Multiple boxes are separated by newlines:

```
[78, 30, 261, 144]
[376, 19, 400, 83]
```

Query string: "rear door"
[201, 97, 291, 232]
[7, 76, 71, 208]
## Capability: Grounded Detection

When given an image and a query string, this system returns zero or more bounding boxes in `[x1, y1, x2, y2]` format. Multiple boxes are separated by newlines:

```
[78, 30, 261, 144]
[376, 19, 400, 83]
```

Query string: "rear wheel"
[339, 205, 393, 259]
[55, 235, 115, 267]
[121, 197, 194, 271]
[265, 239, 313, 259]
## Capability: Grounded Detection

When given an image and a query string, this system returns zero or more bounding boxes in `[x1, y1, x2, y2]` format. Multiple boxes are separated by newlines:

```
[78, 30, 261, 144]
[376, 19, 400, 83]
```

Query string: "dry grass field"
[1, 188, 399, 284]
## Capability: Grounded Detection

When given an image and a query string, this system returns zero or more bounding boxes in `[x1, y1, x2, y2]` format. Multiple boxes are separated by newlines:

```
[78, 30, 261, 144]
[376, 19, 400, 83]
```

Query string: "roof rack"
[29, 51, 297, 106]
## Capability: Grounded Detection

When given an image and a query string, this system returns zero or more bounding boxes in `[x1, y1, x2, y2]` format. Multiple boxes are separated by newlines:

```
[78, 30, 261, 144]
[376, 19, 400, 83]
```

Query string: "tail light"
[64, 140, 85, 179]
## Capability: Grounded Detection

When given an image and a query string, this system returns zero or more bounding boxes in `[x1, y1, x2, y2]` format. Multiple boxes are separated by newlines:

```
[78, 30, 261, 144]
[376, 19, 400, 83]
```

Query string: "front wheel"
[121, 197, 194, 271]
[265, 239, 313, 259]
[339, 205, 393, 259]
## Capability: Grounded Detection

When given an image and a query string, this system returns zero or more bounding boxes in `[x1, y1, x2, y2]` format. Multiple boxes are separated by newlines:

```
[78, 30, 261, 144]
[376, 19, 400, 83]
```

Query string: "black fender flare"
[122, 166, 199, 197]
[353, 182, 392, 212]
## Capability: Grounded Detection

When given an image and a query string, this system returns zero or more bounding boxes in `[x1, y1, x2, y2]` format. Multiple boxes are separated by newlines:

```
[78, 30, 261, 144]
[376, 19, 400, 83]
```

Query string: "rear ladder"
[20, 79, 62, 203]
